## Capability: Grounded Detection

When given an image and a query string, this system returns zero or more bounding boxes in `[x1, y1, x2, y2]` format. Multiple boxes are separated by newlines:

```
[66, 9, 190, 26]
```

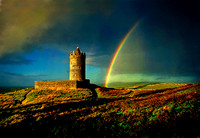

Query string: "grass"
[0, 83, 199, 137]
[0, 87, 30, 94]
[133, 83, 187, 90]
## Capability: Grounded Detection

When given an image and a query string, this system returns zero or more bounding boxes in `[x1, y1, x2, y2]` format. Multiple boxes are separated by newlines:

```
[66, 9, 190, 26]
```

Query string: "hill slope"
[0, 83, 199, 137]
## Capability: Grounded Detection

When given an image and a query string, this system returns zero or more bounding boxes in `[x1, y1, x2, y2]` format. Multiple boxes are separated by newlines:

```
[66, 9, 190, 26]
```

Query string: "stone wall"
[35, 80, 90, 90]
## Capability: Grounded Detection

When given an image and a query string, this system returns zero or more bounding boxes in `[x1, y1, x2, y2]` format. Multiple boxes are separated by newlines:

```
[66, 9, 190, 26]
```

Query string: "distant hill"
[0, 83, 199, 137]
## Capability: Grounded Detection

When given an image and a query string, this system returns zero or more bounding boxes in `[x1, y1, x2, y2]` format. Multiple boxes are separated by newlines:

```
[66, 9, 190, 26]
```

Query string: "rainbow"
[104, 21, 140, 87]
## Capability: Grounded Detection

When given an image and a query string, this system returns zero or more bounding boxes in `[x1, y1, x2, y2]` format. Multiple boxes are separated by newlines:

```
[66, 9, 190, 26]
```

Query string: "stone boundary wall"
[35, 80, 90, 90]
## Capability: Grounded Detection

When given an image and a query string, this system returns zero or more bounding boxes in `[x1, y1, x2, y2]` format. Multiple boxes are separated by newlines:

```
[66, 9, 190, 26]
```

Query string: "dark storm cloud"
[0, 54, 33, 65]
[0, 71, 47, 86]
[139, 0, 200, 79]
[0, 0, 112, 61]
[0, 71, 23, 77]
[0, 71, 47, 77]
[105, 0, 200, 83]
[33, 1, 141, 67]
[0, 0, 200, 85]
[46, 0, 200, 82]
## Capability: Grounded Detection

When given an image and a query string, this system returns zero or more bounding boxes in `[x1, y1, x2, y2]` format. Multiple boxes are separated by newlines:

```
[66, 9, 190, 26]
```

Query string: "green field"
[0, 83, 199, 137]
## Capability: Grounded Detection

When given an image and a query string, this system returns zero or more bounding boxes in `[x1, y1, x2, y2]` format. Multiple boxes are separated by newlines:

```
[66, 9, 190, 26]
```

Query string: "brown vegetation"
[0, 83, 199, 137]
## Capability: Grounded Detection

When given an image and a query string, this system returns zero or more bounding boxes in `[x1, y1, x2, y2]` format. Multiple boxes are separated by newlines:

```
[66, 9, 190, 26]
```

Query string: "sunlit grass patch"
[22, 88, 93, 105]
[96, 87, 132, 98]
[0, 113, 26, 127]
[128, 83, 153, 89]
[138, 83, 187, 90]
[176, 86, 199, 95]
[0, 89, 31, 108]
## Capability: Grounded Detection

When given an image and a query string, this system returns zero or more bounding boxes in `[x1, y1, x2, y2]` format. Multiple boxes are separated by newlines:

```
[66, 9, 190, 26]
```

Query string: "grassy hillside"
[0, 83, 199, 137]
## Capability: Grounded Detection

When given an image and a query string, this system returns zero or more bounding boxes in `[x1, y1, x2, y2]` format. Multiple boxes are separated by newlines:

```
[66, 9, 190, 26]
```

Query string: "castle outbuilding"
[35, 47, 90, 90]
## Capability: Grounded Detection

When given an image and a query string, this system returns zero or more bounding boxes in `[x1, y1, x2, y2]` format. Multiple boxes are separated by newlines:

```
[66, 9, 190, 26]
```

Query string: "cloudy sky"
[0, 0, 200, 87]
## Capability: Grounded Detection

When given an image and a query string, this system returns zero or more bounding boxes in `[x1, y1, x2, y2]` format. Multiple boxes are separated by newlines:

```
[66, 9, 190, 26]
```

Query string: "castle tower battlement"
[70, 47, 86, 81]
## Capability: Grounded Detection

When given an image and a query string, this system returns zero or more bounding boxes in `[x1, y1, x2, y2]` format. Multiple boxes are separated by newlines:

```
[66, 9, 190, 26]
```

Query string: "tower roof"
[76, 47, 80, 54]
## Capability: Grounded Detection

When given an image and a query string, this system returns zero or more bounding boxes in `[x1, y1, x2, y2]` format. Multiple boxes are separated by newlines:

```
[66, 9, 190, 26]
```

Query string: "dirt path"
[19, 90, 32, 105]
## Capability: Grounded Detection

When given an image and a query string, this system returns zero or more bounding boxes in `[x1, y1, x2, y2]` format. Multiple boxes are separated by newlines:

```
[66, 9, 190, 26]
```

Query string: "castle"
[70, 47, 86, 81]
[35, 47, 90, 90]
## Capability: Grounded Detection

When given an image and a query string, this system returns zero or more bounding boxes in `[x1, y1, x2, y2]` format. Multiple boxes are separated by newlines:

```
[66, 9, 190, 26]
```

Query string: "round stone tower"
[70, 47, 86, 81]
